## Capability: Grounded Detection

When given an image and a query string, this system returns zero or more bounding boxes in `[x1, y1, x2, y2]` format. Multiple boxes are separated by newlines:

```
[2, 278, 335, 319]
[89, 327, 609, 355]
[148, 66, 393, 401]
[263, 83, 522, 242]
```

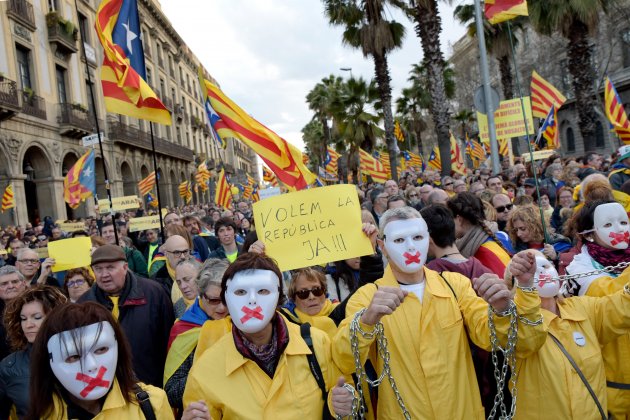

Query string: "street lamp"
[340, 67, 353, 78]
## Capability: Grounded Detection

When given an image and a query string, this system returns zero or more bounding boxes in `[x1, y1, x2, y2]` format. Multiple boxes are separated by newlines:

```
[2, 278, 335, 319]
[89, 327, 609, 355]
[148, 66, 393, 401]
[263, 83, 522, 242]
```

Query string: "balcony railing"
[0, 79, 21, 121]
[108, 121, 194, 162]
[6, 0, 36, 31]
[21, 90, 46, 120]
[46, 12, 78, 54]
[58, 103, 93, 137]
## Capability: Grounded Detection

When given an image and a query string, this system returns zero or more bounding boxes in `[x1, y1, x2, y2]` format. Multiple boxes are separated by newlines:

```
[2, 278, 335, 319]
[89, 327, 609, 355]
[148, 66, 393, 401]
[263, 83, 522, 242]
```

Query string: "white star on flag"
[82, 167, 93, 178]
[122, 20, 138, 54]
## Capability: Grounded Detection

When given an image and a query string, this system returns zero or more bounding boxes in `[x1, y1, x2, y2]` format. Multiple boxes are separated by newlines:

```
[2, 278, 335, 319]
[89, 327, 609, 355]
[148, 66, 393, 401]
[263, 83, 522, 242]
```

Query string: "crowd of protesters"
[0, 144, 630, 418]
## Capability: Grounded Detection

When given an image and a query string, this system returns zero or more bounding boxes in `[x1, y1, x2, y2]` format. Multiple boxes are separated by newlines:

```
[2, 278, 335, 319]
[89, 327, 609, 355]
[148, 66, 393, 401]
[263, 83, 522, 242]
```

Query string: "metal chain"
[348, 309, 411, 420]
[487, 302, 519, 420]
[546, 261, 630, 283]
[336, 383, 360, 420]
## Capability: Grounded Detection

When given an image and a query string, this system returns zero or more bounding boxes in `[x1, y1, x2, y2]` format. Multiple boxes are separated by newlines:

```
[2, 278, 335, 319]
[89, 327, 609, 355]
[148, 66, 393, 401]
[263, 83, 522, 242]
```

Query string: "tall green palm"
[453, 3, 525, 100]
[453, 109, 475, 139]
[391, 0, 453, 175]
[306, 75, 344, 166]
[301, 119, 325, 172]
[396, 87, 427, 155]
[323, 0, 405, 180]
[528, 0, 608, 151]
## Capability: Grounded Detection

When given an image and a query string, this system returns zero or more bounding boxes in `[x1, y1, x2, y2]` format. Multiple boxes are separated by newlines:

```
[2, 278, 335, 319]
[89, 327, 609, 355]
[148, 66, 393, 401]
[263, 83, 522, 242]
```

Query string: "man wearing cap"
[523, 178, 537, 197]
[609, 145, 630, 191]
[78, 244, 174, 387]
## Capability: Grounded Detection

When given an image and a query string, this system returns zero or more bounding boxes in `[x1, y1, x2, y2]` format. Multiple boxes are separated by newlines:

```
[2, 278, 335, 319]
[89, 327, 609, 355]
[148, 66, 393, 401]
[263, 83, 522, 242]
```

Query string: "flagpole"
[73, 0, 118, 245]
[148, 123, 166, 241]
[506, 21, 549, 242]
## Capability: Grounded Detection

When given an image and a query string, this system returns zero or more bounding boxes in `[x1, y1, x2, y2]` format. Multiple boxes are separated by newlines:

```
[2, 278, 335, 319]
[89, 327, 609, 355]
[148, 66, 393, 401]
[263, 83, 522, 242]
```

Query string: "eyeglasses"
[408, 193, 418, 198]
[17, 259, 39, 265]
[202, 293, 223, 306]
[295, 286, 325, 300]
[444, 182, 454, 187]
[166, 249, 191, 258]
[494, 204, 514, 213]
[67, 279, 86, 288]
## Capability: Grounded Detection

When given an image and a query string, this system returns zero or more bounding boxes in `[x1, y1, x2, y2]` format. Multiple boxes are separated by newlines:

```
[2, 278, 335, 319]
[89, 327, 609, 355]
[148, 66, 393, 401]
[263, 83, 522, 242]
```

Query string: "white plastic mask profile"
[593, 202, 630, 250]
[225, 269, 280, 334]
[47, 321, 118, 401]
[534, 256, 560, 298]
[383, 218, 430, 274]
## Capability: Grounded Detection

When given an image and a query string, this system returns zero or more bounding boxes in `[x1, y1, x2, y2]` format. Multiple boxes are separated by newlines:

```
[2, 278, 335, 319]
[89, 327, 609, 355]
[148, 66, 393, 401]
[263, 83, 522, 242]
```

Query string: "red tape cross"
[240, 306, 264, 324]
[403, 251, 421, 265]
[609, 231, 630, 246]
[75, 366, 110, 398]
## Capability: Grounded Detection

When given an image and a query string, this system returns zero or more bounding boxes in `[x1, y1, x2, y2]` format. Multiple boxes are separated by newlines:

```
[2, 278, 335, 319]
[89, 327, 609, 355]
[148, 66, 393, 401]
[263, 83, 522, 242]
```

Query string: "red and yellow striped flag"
[485, 0, 528, 25]
[359, 149, 388, 184]
[604, 77, 630, 144]
[178, 181, 192, 204]
[450, 133, 466, 175]
[215, 169, 232, 210]
[325, 147, 340, 175]
[94, 0, 170, 125]
[138, 171, 156, 196]
[428, 146, 441, 171]
[1, 185, 15, 212]
[530, 71, 566, 119]
[201, 78, 315, 191]
[263, 166, 278, 187]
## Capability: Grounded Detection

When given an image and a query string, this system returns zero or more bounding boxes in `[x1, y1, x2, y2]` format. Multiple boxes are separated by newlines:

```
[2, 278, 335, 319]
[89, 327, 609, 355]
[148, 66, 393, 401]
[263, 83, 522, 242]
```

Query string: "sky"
[159, 0, 468, 152]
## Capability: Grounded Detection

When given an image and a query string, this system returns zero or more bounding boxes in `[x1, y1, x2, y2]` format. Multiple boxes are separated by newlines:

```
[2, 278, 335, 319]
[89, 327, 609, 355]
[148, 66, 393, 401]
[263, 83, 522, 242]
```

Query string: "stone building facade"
[0, 0, 258, 226]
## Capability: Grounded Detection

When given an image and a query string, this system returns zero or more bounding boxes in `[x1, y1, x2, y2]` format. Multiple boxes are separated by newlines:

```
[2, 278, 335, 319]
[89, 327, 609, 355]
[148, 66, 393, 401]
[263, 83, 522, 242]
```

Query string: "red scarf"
[585, 242, 630, 273]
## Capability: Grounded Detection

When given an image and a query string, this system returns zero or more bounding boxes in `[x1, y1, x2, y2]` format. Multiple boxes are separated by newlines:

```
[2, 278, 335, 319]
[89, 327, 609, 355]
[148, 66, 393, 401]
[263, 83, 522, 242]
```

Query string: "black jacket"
[78, 271, 174, 387]
[0, 347, 31, 419]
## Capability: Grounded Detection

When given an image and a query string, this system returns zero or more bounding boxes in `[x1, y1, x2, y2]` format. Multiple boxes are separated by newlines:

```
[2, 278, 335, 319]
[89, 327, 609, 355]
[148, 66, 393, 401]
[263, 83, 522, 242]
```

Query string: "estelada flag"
[200, 78, 316, 191]
[215, 169, 232, 209]
[530, 71, 566, 119]
[263, 166, 279, 187]
[485, 0, 528, 25]
[604, 77, 630, 144]
[325, 147, 340, 175]
[95, 0, 170, 125]
[1, 185, 15, 212]
[359, 149, 388, 184]
[64, 150, 96, 209]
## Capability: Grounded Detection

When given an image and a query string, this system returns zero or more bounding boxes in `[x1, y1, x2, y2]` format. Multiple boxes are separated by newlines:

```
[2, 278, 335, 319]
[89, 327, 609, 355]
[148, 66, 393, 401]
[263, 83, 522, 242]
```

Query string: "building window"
[595, 121, 605, 148]
[176, 127, 181, 144]
[16, 45, 32, 90]
[159, 78, 165, 99]
[78, 13, 90, 44]
[146, 67, 152, 85]
[48, 0, 59, 11]
[56, 65, 68, 104]
[566, 127, 575, 152]
[623, 28, 630, 68]
[171, 87, 176, 104]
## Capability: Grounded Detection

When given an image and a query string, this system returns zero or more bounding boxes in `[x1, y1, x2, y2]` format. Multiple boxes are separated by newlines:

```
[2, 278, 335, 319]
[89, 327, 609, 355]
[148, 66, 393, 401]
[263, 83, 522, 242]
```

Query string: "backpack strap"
[438, 271, 458, 301]
[133, 384, 156, 420]
[300, 322, 327, 401]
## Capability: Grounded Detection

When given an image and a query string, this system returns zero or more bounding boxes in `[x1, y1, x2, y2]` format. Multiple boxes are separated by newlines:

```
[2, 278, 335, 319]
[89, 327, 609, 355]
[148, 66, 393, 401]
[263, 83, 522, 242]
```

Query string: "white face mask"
[383, 218, 430, 274]
[593, 202, 630, 250]
[534, 256, 560, 298]
[225, 269, 279, 334]
[48, 321, 118, 401]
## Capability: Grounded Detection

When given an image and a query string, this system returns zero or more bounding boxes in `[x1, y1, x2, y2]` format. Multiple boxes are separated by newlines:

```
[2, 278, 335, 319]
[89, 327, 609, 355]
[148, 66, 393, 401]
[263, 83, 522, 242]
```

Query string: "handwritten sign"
[253, 184, 373, 271]
[522, 149, 556, 162]
[48, 237, 92, 272]
[98, 195, 140, 213]
[128, 209, 167, 232]
[477, 97, 534, 141]
[59, 222, 86, 233]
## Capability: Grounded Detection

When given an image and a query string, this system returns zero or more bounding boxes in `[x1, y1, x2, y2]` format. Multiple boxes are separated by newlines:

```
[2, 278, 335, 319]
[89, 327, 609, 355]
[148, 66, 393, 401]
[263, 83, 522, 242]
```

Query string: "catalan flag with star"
[263, 166, 278, 187]
[64, 150, 96, 209]
[215, 169, 232, 209]
[359, 148, 388, 183]
[199, 77, 316, 191]
[95, 0, 170, 124]
[325, 147, 340, 175]
[530, 71, 566, 119]
[604, 77, 630, 144]
[1, 185, 15, 212]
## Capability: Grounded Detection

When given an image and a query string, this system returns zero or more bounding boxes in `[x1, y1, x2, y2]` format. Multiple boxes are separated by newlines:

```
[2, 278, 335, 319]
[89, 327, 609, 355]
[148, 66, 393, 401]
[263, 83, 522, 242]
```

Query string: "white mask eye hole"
[258, 289, 271, 295]
[413, 235, 423, 241]
[65, 354, 81, 363]
[621, 221, 628, 226]
[233, 289, 247, 296]
[94, 346, 109, 355]
[603, 222, 613, 228]
[393, 238, 405, 244]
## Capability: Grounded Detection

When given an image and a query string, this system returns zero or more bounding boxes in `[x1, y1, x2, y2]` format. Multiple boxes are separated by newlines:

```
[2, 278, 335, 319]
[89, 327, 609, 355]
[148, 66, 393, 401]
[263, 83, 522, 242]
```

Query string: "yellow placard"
[522, 149, 556, 163]
[35, 247, 49, 259]
[59, 222, 86, 233]
[0, 249, 7, 256]
[128, 208, 167, 232]
[253, 184, 373, 271]
[48, 237, 92, 273]
[98, 195, 140, 214]
[477, 97, 535, 142]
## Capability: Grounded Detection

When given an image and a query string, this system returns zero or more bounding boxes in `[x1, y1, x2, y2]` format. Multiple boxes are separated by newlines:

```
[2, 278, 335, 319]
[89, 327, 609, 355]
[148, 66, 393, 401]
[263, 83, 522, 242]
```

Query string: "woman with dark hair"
[0, 286, 67, 418]
[447, 192, 513, 277]
[27, 302, 173, 419]
[182, 253, 351, 419]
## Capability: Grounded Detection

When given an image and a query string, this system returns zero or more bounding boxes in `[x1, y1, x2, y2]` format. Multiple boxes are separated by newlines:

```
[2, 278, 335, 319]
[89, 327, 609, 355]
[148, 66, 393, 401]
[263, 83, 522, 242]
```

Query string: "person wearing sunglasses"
[165, 259, 230, 413]
[62, 267, 94, 302]
[491, 193, 515, 232]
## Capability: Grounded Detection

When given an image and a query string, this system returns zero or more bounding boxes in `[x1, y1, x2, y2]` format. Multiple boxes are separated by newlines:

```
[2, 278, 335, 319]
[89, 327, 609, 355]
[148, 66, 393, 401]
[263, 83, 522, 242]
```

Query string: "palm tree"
[453, 3, 526, 100]
[396, 87, 427, 155]
[391, 0, 452, 176]
[453, 109, 475, 139]
[306, 75, 343, 166]
[528, 0, 607, 151]
[323, 0, 405, 180]
[301, 119, 326, 171]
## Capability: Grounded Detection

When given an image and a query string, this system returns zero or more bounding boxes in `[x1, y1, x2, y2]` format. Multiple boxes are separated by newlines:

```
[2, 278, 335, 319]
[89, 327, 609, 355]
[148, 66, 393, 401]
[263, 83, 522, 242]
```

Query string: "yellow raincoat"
[586, 269, 630, 418]
[333, 266, 546, 419]
[514, 285, 630, 419]
[293, 299, 339, 339]
[192, 317, 233, 363]
[183, 315, 340, 419]
[46, 380, 173, 419]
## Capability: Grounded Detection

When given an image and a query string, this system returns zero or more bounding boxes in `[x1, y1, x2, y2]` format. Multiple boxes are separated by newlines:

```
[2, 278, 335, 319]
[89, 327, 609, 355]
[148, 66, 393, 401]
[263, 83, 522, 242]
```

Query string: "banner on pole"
[58, 222, 87, 233]
[253, 185, 373, 271]
[477, 97, 534, 141]
[97, 195, 140, 213]
[522, 149, 556, 162]
[128, 209, 167, 232]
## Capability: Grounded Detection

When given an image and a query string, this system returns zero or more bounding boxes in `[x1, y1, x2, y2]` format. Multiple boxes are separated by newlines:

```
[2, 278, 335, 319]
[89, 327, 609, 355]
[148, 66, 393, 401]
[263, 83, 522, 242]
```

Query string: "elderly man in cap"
[78, 244, 174, 387]
[609, 145, 630, 191]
